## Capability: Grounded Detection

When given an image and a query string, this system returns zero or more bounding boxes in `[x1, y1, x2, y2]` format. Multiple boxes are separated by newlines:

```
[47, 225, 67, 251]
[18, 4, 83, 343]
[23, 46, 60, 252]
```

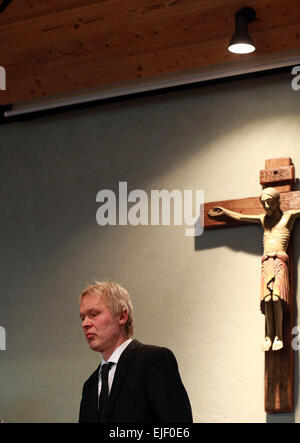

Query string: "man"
[78, 281, 193, 423]
[209, 187, 300, 352]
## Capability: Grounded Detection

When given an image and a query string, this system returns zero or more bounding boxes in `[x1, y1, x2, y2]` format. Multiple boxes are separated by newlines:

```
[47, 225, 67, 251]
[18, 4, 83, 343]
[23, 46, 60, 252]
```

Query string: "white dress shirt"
[98, 338, 133, 397]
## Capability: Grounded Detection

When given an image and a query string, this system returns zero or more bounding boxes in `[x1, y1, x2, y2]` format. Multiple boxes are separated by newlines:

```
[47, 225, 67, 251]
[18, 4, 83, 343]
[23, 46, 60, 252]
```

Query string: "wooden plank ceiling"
[0, 0, 299, 106]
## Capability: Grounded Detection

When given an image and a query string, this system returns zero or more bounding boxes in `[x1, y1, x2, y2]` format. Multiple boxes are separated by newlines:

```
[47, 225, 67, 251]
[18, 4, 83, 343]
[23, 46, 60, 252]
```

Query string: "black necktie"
[98, 362, 114, 422]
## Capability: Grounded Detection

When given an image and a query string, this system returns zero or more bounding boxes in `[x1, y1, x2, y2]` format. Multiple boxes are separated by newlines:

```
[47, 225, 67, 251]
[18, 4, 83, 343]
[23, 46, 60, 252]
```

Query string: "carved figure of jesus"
[209, 187, 300, 352]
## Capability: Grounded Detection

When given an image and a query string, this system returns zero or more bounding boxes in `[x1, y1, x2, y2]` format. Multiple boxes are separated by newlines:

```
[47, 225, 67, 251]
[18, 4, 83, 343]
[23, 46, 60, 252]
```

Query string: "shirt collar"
[101, 338, 133, 367]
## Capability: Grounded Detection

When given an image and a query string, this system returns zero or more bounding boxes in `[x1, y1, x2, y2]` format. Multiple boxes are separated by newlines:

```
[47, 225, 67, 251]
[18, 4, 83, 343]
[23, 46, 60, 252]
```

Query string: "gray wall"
[0, 70, 300, 422]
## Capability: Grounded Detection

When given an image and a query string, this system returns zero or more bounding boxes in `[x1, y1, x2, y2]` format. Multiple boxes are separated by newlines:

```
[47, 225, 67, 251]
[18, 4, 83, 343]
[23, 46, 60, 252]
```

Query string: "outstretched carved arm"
[208, 206, 262, 224]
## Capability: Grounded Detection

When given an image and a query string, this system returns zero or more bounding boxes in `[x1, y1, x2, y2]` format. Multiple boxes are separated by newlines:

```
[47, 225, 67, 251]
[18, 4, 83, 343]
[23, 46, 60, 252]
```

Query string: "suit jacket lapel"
[86, 366, 100, 423]
[104, 339, 141, 422]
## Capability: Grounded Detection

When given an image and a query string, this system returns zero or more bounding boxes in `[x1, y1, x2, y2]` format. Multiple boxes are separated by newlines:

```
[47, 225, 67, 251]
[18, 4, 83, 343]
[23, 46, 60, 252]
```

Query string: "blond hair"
[80, 281, 134, 337]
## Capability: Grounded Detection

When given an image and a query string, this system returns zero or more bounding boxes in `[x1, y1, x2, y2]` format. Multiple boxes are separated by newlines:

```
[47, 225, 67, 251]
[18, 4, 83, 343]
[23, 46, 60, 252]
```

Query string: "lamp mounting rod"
[236, 6, 256, 22]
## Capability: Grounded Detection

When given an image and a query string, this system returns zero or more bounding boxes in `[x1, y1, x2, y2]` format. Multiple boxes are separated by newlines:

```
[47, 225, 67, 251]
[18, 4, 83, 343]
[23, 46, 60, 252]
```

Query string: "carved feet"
[262, 336, 272, 351]
[272, 336, 283, 351]
[261, 336, 283, 351]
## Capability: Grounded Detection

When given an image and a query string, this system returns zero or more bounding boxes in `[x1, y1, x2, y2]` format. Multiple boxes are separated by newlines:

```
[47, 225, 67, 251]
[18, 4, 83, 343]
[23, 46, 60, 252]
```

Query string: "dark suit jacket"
[79, 339, 193, 423]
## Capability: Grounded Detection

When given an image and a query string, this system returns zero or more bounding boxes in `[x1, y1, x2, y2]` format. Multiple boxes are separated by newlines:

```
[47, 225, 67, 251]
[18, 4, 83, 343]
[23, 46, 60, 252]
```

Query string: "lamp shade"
[228, 7, 256, 54]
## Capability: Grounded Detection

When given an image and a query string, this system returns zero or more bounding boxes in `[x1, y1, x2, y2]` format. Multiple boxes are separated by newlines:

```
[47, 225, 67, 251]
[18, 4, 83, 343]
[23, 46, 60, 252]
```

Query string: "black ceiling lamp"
[228, 7, 256, 54]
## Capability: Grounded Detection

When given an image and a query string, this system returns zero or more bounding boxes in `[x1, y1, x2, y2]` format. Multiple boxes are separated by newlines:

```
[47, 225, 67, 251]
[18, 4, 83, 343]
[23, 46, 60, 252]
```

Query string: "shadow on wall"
[195, 224, 262, 255]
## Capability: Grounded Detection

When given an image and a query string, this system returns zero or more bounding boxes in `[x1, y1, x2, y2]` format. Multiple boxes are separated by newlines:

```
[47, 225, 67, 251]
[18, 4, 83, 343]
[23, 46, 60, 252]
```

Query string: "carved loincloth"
[260, 253, 289, 314]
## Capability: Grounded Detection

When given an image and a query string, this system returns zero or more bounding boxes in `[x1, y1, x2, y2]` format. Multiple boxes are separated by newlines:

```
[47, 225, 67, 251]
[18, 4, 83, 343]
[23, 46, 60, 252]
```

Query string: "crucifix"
[204, 157, 299, 413]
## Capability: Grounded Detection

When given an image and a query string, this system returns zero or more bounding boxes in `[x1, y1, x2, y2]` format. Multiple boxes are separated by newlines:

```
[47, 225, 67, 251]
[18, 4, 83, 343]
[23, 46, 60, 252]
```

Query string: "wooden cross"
[204, 157, 299, 413]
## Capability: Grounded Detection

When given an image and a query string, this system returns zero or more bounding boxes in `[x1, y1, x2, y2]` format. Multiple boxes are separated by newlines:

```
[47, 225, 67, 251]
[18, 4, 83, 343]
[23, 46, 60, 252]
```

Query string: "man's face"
[261, 194, 278, 216]
[79, 292, 126, 354]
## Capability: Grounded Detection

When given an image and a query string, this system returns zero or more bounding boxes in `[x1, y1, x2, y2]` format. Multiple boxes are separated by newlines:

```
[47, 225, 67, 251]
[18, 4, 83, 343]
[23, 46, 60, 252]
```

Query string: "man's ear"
[118, 309, 129, 325]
